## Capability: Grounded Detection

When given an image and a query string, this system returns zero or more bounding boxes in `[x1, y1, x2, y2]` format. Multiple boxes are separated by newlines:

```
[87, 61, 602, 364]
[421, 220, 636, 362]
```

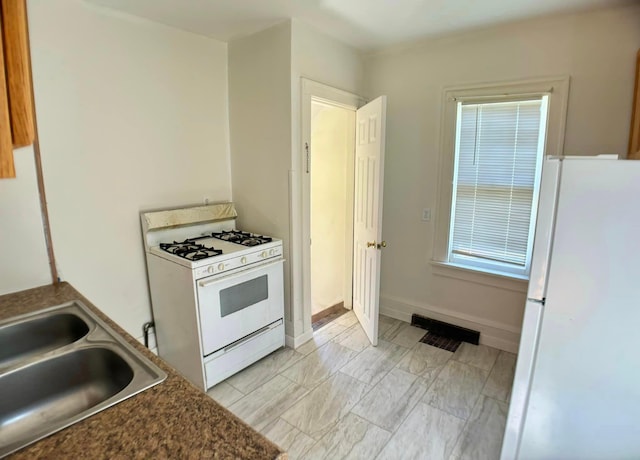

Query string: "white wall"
[28, 0, 232, 338]
[0, 146, 51, 295]
[365, 4, 640, 351]
[228, 20, 364, 342]
[228, 21, 293, 333]
[291, 20, 365, 100]
[310, 102, 353, 314]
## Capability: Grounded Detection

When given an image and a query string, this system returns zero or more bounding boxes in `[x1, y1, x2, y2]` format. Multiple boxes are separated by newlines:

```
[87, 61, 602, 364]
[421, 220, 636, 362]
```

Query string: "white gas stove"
[141, 203, 284, 390]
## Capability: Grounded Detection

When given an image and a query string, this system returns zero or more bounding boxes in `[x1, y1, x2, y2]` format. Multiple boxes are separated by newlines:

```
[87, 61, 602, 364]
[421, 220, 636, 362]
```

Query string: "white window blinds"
[449, 97, 547, 272]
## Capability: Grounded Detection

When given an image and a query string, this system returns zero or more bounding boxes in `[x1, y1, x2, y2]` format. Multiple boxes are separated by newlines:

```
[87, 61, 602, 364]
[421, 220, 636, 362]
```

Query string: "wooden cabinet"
[0, 0, 35, 178]
[2, 0, 34, 148]
[0, 21, 14, 178]
[629, 49, 640, 160]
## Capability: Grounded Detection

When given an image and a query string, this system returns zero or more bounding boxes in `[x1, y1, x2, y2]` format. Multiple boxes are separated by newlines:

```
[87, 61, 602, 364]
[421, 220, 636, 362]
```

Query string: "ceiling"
[85, 0, 630, 50]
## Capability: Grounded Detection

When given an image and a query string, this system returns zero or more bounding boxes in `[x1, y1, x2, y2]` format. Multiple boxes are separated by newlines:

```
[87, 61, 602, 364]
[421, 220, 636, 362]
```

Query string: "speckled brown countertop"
[0, 282, 287, 460]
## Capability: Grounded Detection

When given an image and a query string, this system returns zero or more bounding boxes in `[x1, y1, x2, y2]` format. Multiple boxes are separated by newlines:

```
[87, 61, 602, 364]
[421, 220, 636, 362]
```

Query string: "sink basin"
[0, 302, 166, 457]
[0, 348, 134, 447]
[0, 313, 89, 368]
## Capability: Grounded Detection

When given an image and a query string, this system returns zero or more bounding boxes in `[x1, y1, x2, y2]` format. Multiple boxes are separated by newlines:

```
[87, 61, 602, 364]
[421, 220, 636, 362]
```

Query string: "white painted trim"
[287, 169, 302, 336]
[382, 293, 522, 334]
[430, 260, 528, 293]
[302, 79, 367, 108]
[479, 333, 519, 354]
[285, 329, 314, 349]
[380, 294, 521, 353]
[433, 76, 570, 279]
[297, 78, 366, 340]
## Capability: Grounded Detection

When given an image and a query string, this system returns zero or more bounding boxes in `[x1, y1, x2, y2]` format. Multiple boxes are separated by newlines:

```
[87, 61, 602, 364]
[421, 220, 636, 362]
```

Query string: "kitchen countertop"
[0, 282, 287, 460]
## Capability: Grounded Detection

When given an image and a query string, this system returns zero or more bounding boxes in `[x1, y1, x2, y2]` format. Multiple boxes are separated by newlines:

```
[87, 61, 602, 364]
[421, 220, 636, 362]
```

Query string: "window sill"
[430, 260, 528, 293]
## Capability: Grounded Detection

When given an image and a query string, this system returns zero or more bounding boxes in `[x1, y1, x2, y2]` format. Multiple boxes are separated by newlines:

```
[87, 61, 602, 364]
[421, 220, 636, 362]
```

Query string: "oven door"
[197, 259, 284, 356]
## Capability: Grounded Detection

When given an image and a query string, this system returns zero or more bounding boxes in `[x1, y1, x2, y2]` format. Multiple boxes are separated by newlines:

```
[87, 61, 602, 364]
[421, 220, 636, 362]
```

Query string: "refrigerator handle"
[527, 159, 561, 301]
[527, 297, 546, 306]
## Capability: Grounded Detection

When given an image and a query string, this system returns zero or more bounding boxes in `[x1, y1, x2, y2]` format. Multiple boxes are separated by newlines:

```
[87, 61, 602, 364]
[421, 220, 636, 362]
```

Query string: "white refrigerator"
[501, 157, 640, 459]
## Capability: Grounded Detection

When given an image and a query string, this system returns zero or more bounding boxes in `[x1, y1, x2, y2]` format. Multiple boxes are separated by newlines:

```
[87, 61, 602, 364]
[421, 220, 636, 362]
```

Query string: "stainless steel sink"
[0, 301, 167, 457]
[0, 313, 89, 368]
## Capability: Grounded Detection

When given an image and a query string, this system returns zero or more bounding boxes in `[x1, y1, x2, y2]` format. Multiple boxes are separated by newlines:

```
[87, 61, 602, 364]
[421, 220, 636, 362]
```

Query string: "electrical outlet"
[422, 208, 431, 222]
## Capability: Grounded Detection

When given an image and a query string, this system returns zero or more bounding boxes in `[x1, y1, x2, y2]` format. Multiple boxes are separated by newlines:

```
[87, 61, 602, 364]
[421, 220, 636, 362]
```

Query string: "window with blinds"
[448, 97, 548, 276]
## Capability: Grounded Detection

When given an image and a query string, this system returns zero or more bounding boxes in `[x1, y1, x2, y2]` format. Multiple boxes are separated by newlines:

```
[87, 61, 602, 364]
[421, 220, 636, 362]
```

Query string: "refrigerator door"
[526, 158, 561, 301]
[501, 299, 543, 460]
[517, 159, 640, 459]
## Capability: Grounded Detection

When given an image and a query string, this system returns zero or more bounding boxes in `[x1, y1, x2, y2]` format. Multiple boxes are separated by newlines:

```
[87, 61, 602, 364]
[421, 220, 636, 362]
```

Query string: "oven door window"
[219, 275, 269, 317]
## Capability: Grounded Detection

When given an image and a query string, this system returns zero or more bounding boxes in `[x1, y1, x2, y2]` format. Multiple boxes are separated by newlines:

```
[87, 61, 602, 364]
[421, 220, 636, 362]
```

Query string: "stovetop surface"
[149, 229, 282, 268]
[159, 240, 223, 262]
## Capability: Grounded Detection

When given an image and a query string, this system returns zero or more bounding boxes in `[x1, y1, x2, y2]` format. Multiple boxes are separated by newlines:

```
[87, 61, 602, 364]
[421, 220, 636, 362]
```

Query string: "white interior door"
[353, 96, 387, 346]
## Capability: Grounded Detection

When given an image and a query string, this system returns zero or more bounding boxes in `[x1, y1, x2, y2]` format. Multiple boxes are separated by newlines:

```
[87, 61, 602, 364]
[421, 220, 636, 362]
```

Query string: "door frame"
[300, 79, 366, 336]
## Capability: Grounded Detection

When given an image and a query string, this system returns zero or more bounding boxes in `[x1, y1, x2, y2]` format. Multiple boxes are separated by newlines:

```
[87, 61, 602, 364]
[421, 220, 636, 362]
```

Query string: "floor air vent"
[411, 314, 480, 351]
[419, 332, 462, 352]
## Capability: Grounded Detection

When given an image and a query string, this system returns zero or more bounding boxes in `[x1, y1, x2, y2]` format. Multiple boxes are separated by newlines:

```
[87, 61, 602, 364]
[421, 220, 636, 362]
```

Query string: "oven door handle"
[198, 259, 283, 288]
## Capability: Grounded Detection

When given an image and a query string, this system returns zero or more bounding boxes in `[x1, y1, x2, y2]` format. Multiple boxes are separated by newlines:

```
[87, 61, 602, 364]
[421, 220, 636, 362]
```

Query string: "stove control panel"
[193, 244, 283, 279]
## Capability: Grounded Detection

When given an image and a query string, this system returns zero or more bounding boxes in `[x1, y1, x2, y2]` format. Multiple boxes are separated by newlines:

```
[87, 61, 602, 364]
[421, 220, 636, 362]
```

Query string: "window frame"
[447, 96, 548, 277]
[433, 77, 570, 283]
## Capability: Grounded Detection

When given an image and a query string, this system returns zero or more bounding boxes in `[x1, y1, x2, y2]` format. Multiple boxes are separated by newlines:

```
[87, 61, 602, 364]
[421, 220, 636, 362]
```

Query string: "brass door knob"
[367, 241, 376, 248]
[378, 241, 387, 249]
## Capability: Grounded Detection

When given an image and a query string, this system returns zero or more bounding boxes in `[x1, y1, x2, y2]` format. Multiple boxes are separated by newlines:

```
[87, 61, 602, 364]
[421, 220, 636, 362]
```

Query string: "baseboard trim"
[380, 295, 521, 353]
[285, 329, 314, 349]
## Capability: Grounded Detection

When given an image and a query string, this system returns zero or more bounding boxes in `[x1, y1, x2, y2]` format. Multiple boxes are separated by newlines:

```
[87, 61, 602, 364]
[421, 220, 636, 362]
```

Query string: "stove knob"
[241, 256, 247, 264]
[218, 263, 225, 271]
[207, 266, 214, 274]
[261, 251, 267, 258]
[269, 249, 275, 256]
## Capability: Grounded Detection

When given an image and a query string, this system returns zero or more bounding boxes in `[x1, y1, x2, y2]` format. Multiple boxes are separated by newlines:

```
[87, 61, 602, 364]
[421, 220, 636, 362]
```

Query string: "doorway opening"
[300, 80, 363, 341]
[299, 79, 387, 348]
[309, 99, 356, 330]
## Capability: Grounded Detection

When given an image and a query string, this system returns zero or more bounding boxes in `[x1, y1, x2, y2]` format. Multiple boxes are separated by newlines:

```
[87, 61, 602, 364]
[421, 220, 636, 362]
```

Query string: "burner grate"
[211, 230, 272, 246]
[160, 239, 222, 261]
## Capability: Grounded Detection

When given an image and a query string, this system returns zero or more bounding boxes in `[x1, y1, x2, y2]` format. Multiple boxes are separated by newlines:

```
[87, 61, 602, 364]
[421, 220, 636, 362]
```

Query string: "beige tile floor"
[207, 312, 516, 460]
